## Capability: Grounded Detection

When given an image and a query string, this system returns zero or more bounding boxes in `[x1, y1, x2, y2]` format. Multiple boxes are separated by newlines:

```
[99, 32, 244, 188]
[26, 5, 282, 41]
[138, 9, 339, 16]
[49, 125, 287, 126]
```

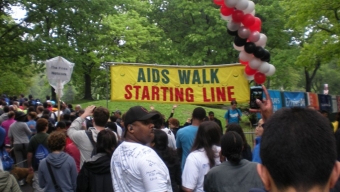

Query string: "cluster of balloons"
[213, 0, 276, 84]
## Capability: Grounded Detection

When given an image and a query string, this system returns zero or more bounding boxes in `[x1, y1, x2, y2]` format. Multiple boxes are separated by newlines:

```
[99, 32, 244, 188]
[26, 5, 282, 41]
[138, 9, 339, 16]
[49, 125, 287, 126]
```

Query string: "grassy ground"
[73, 100, 256, 145]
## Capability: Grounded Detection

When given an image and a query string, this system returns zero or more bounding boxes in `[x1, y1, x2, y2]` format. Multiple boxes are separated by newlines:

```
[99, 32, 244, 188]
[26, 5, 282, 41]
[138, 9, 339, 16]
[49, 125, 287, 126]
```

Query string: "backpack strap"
[46, 161, 61, 191]
[85, 131, 96, 156]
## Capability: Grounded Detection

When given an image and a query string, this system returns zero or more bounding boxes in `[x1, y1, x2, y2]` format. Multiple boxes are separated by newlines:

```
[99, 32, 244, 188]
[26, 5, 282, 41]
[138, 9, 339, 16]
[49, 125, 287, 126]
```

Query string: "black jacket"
[77, 153, 113, 192]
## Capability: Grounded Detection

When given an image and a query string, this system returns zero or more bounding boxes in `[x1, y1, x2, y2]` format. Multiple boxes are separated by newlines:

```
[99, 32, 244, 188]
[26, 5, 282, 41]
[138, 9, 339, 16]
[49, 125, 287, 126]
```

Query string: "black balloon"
[227, 29, 238, 36]
[254, 46, 266, 58]
[244, 42, 256, 54]
[234, 36, 247, 47]
[261, 49, 271, 62]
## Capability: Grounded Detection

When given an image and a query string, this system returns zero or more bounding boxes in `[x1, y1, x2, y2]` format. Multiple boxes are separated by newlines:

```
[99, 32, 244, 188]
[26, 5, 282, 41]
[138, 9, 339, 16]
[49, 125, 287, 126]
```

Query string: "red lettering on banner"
[210, 87, 215, 102]
[151, 86, 159, 100]
[124, 85, 133, 99]
[216, 87, 226, 102]
[203, 88, 210, 102]
[175, 88, 184, 102]
[141, 86, 150, 100]
[186, 88, 194, 102]
[160, 87, 168, 101]
[133, 86, 141, 99]
[227, 86, 235, 101]
[169, 87, 173, 101]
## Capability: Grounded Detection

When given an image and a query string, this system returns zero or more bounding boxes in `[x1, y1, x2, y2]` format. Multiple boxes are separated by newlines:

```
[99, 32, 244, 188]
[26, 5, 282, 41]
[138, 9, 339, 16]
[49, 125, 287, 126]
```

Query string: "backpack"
[0, 148, 14, 171]
[85, 130, 97, 157]
[33, 137, 49, 170]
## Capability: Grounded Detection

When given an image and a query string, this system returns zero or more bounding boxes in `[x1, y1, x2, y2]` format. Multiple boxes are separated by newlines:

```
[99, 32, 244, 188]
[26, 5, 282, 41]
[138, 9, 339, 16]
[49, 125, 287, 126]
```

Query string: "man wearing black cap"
[110, 106, 172, 192]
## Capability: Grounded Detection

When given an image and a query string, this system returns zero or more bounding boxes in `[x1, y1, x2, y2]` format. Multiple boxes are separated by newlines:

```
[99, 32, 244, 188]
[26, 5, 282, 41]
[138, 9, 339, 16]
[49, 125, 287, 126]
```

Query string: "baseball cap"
[124, 106, 159, 126]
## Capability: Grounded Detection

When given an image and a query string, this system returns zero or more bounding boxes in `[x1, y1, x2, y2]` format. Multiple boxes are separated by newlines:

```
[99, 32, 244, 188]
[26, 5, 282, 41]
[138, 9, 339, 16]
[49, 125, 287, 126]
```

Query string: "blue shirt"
[26, 120, 36, 137]
[224, 109, 242, 124]
[252, 137, 262, 163]
[0, 126, 5, 146]
[176, 125, 198, 171]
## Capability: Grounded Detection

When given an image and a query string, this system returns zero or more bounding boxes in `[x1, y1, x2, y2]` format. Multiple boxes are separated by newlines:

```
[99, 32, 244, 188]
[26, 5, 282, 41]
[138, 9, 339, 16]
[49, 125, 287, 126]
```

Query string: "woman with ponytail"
[181, 121, 221, 192]
[203, 131, 263, 192]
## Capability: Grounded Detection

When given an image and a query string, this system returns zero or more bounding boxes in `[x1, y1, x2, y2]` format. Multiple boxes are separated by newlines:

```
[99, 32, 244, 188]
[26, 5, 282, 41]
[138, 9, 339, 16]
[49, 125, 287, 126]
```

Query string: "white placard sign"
[45, 56, 74, 97]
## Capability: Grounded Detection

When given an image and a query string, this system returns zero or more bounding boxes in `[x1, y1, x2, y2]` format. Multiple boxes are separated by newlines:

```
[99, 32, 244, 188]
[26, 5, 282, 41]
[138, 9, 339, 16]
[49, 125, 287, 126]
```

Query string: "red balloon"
[232, 10, 244, 23]
[242, 14, 255, 28]
[245, 65, 257, 75]
[254, 72, 266, 84]
[214, 0, 224, 6]
[248, 17, 262, 32]
[220, 5, 234, 16]
[239, 59, 248, 65]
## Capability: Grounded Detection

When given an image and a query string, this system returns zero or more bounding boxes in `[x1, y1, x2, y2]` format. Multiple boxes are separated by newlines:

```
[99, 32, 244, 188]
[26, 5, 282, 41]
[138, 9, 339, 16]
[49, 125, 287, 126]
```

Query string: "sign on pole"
[45, 56, 74, 121]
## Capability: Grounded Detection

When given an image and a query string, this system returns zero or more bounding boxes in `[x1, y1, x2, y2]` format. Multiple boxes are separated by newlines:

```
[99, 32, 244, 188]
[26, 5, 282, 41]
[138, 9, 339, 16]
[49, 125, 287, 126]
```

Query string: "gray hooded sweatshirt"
[38, 152, 77, 192]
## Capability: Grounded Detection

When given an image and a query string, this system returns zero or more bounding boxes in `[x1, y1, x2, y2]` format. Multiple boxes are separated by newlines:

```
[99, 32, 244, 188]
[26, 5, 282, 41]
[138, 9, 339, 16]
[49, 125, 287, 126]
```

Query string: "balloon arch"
[213, 0, 276, 84]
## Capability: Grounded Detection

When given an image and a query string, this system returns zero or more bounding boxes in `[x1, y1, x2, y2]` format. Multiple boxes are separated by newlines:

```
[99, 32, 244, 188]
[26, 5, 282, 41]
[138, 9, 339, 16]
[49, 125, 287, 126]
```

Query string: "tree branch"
[316, 25, 334, 34]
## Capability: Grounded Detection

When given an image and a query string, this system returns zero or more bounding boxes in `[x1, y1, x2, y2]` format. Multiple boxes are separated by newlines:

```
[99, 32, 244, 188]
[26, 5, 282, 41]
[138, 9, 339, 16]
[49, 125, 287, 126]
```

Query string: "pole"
[57, 80, 61, 122]
[105, 62, 109, 109]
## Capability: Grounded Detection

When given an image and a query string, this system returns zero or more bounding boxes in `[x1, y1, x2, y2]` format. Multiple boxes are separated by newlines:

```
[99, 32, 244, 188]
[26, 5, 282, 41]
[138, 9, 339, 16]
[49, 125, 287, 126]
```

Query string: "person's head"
[226, 123, 248, 150]
[208, 111, 215, 120]
[75, 105, 81, 112]
[151, 129, 168, 151]
[124, 106, 159, 145]
[46, 95, 50, 100]
[36, 118, 49, 133]
[28, 112, 37, 121]
[42, 109, 51, 116]
[20, 94, 24, 98]
[78, 109, 85, 116]
[114, 110, 122, 118]
[258, 107, 340, 192]
[56, 121, 67, 134]
[109, 115, 118, 123]
[320, 110, 329, 118]
[48, 131, 66, 152]
[220, 131, 243, 164]
[23, 101, 29, 109]
[255, 119, 264, 137]
[3, 106, 9, 113]
[7, 111, 15, 119]
[96, 129, 117, 156]
[36, 106, 44, 114]
[192, 107, 206, 122]
[62, 114, 70, 121]
[67, 104, 73, 109]
[231, 100, 237, 110]
[15, 111, 27, 122]
[93, 107, 110, 127]
[152, 110, 165, 129]
[28, 95, 33, 100]
[27, 106, 35, 114]
[191, 121, 221, 168]
[168, 118, 180, 129]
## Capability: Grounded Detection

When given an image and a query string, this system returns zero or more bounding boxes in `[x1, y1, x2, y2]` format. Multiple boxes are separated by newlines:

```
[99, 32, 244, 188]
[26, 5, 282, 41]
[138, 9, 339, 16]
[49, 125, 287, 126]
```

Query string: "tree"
[282, 0, 340, 91]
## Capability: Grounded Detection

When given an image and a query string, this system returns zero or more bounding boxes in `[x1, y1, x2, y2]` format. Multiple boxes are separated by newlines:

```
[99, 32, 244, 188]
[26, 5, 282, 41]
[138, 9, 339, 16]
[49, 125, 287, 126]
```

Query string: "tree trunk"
[83, 73, 94, 100]
[304, 59, 321, 92]
[51, 86, 56, 101]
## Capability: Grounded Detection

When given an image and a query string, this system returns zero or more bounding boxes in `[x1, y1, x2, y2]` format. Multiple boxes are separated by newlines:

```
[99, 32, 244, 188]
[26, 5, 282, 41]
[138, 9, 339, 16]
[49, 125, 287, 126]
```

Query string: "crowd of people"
[0, 87, 339, 192]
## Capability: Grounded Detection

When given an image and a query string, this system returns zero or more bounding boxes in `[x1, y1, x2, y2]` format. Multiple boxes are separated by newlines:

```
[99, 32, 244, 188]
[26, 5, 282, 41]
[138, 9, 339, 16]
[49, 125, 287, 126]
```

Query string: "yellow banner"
[110, 64, 250, 104]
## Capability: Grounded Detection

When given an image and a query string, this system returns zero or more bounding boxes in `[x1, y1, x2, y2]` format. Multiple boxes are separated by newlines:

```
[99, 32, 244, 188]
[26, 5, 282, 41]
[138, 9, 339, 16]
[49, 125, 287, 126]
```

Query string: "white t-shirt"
[182, 145, 221, 192]
[110, 142, 172, 192]
[115, 122, 123, 138]
[161, 128, 176, 149]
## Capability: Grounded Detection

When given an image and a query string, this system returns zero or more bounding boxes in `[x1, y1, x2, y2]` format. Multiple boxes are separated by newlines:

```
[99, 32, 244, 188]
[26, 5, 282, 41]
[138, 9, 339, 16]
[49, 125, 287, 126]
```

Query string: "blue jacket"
[252, 137, 262, 163]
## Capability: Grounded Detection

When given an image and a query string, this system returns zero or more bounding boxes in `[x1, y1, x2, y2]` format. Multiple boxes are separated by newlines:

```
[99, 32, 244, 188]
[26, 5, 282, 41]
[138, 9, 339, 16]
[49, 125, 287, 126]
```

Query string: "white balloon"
[239, 51, 254, 61]
[244, 72, 254, 80]
[227, 20, 241, 31]
[249, 58, 262, 69]
[236, 0, 249, 10]
[243, 1, 255, 14]
[221, 13, 232, 22]
[258, 62, 270, 73]
[224, 0, 239, 8]
[233, 43, 244, 51]
[265, 64, 276, 76]
[250, 9, 256, 16]
[255, 33, 267, 47]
